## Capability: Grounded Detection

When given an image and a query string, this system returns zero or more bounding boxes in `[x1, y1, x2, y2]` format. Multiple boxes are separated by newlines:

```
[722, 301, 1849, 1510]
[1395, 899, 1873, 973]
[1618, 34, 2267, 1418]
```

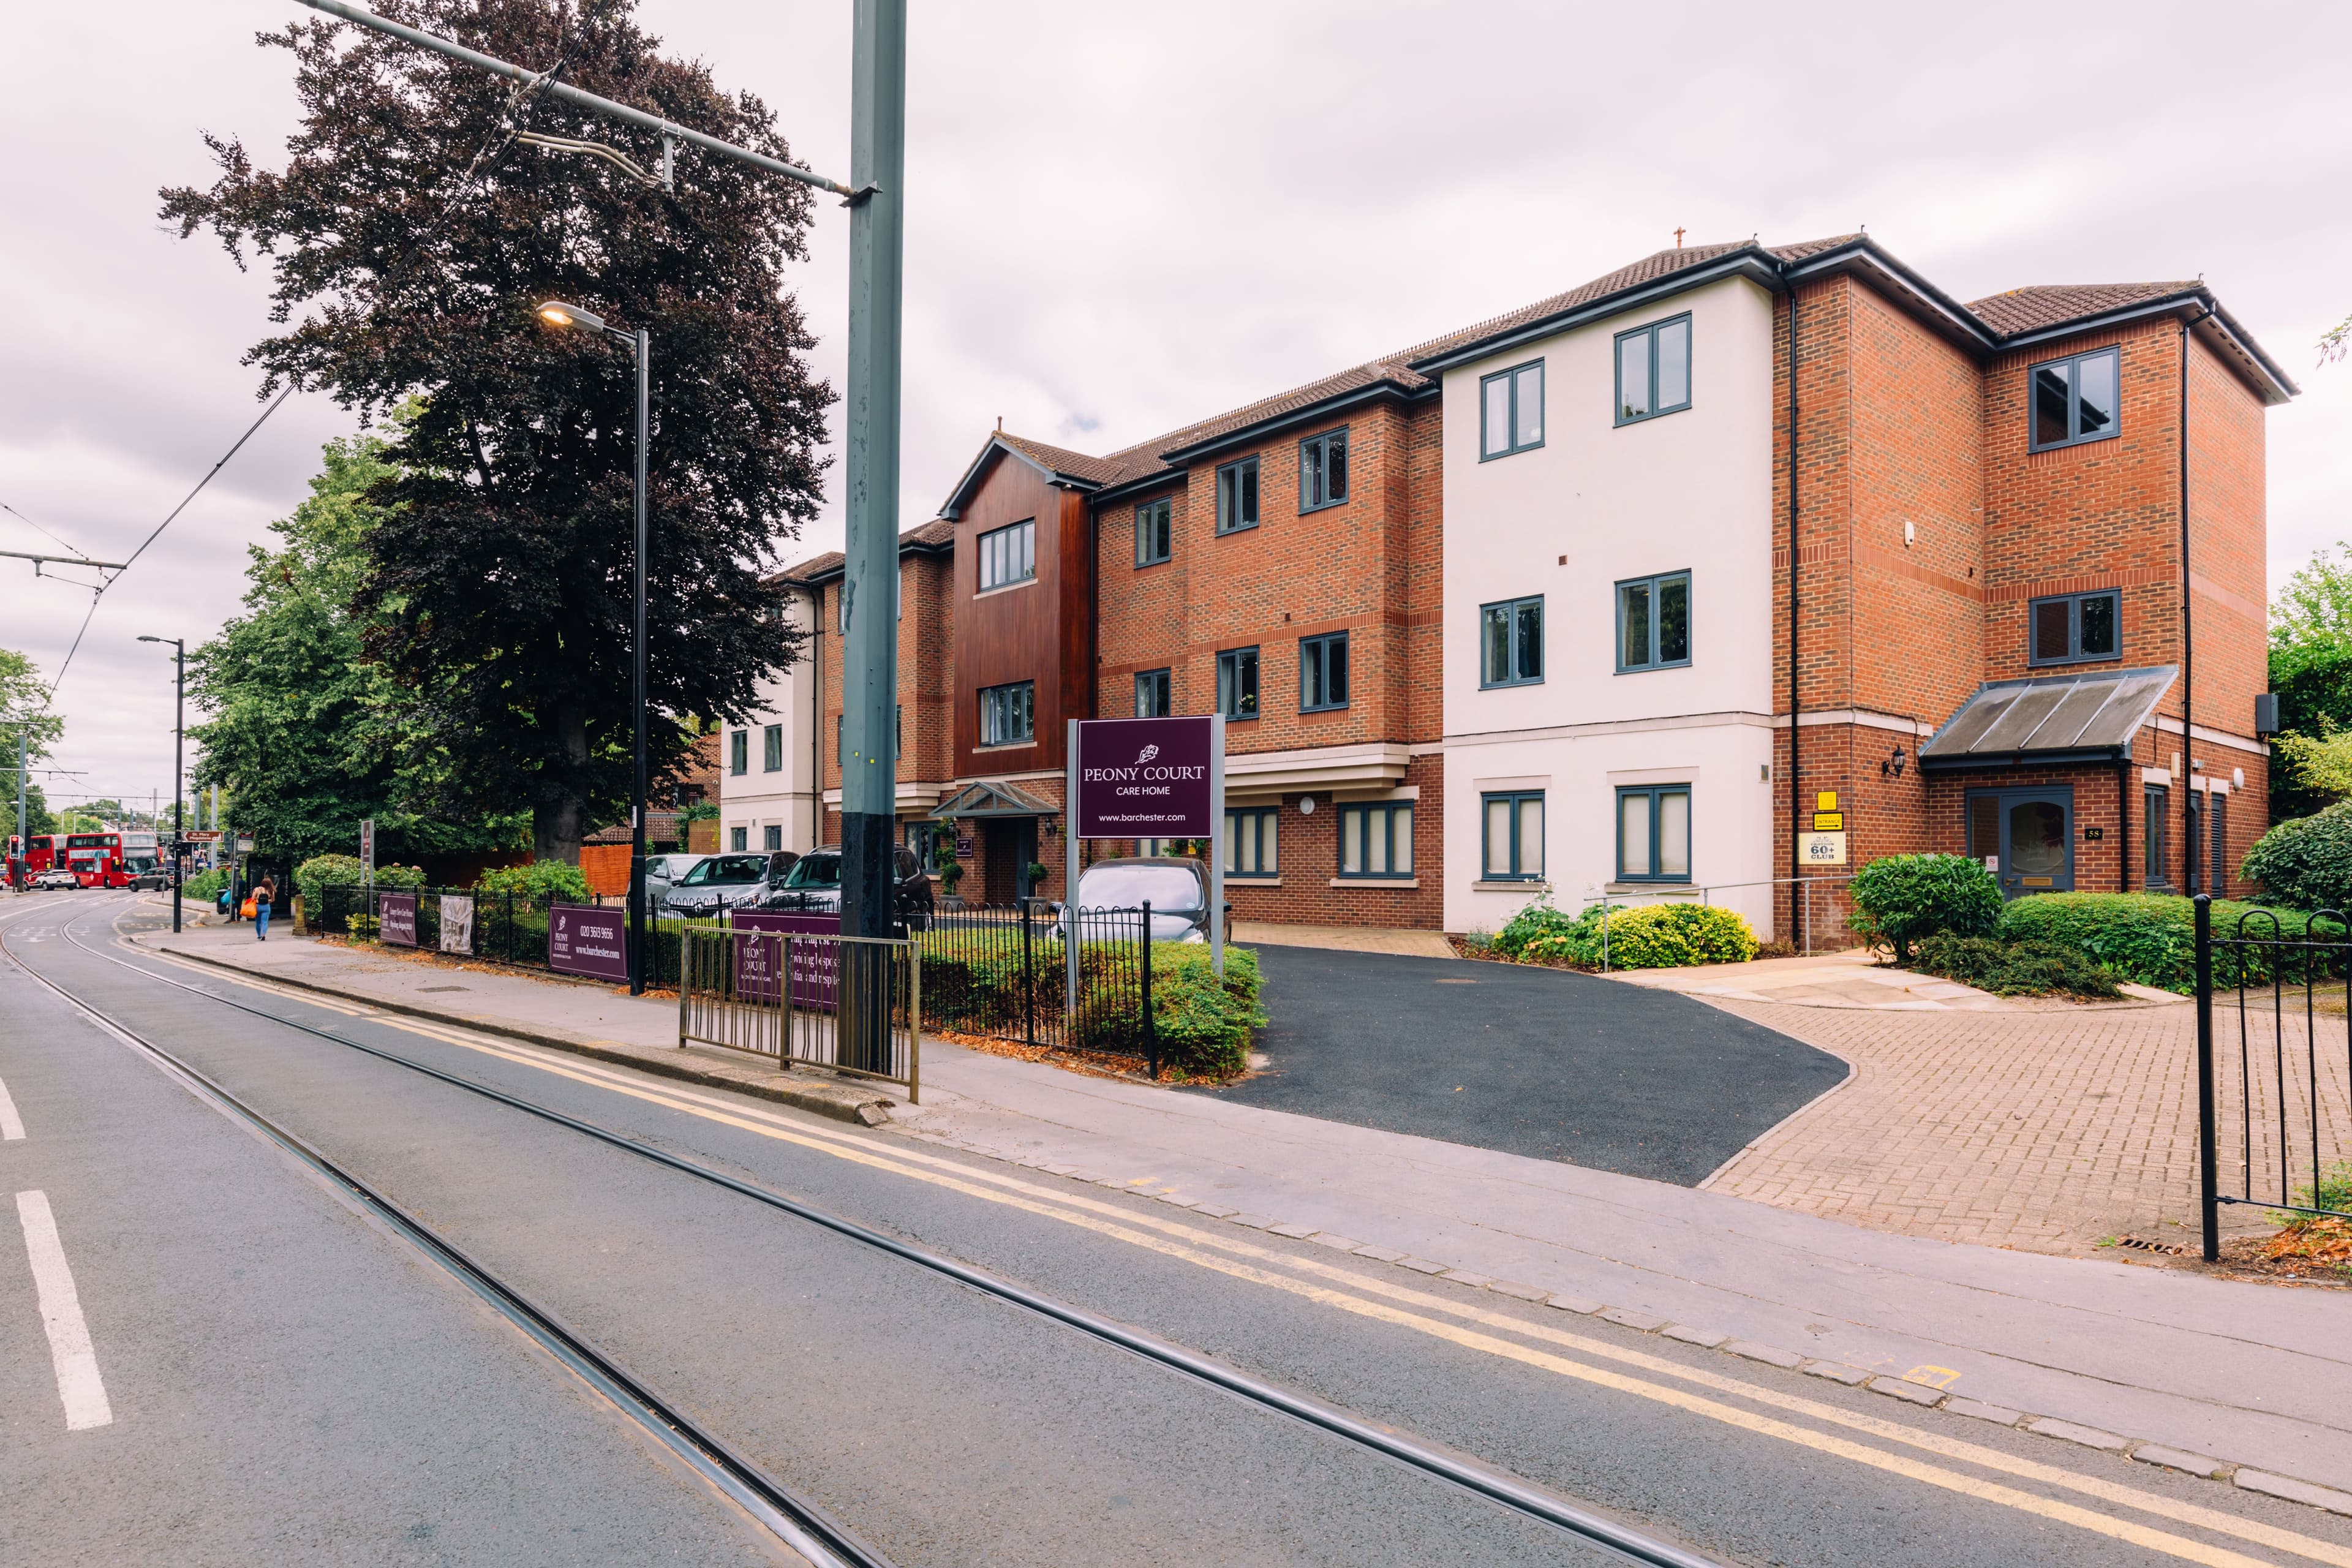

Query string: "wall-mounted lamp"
[1881, 745, 1907, 778]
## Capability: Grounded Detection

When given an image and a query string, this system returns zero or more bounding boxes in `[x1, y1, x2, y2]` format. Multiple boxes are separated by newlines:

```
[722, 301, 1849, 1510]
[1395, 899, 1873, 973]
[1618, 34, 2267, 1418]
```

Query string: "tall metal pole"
[629, 328, 650, 996]
[11, 728, 23, 892]
[840, 0, 905, 949]
[172, 641, 184, 932]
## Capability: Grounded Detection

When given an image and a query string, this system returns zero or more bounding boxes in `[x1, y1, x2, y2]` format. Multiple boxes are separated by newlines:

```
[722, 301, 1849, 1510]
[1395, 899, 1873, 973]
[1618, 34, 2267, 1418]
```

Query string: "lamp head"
[537, 300, 607, 334]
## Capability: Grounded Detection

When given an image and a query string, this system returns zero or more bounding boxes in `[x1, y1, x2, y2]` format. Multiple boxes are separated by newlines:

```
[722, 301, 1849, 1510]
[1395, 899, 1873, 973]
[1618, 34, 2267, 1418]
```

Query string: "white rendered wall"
[721, 588, 820, 854]
[1440, 275, 1780, 937]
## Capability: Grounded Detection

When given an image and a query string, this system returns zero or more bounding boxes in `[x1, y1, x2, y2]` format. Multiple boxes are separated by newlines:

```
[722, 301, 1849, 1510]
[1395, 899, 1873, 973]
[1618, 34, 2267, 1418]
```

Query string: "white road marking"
[0, 1076, 23, 1139]
[15, 1190, 113, 1430]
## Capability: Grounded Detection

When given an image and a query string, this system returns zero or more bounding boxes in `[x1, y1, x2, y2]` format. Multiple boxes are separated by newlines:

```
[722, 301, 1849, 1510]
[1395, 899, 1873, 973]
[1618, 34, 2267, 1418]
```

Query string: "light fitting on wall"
[1881, 745, 1907, 778]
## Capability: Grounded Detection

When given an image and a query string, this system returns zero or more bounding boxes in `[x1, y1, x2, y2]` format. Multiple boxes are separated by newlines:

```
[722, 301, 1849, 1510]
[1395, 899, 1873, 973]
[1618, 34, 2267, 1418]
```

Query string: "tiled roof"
[770, 516, 955, 586]
[1964, 282, 2201, 339]
[984, 236, 1861, 500]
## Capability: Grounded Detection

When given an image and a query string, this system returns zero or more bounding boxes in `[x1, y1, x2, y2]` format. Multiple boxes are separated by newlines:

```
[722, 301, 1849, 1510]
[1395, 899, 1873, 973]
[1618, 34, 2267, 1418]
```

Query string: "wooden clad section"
[954, 449, 1074, 778]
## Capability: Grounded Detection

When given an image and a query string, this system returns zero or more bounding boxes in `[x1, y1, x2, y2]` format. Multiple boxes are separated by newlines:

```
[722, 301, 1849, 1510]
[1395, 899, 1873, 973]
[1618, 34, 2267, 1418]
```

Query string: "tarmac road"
[1215, 944, 1847, 1185]
[4, 889, 2346, 1567]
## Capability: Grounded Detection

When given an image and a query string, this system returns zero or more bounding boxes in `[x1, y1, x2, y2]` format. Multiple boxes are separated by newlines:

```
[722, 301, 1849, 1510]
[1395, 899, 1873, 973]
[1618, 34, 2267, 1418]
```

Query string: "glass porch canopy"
[930, 779, 1058, 819]
[1917, 664, 2177, 772]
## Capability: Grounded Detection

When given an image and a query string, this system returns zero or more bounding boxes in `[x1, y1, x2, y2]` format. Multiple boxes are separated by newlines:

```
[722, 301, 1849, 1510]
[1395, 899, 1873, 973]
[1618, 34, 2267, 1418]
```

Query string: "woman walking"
[253, 873, 276, 941]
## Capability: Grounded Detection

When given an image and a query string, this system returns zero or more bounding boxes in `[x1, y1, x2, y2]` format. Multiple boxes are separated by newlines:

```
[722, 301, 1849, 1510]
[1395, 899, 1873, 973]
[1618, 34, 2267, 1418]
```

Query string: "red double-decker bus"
[62, 832, 130, 889]
[6, 833, 56, 886]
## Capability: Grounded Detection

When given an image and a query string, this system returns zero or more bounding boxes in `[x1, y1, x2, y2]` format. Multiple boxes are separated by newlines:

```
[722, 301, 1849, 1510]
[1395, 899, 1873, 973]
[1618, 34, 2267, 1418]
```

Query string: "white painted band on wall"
[1472, 775, 1551, 792]
[1607, 767, 1700, 786]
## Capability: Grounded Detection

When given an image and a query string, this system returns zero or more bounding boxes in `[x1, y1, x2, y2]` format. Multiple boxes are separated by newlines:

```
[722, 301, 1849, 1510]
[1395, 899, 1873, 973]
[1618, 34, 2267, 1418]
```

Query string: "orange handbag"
[240, 897, 258, 918]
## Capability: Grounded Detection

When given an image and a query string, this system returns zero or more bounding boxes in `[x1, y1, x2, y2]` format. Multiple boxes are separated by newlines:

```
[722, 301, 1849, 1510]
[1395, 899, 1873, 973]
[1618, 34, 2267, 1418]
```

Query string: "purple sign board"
[1072, 716, 1216, 840]
[549, 903, 629, 982]
[379, 892, 417, 948]
[731, 910, 840, 1010]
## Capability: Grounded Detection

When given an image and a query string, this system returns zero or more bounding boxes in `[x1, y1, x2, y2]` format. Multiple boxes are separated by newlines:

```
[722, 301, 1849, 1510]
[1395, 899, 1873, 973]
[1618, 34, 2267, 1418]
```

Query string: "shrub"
[1562, 903, 1759, 969]
[1493, 893, 1586, 960]
[1137, 943, 1265, 1079]
[476, 858, 594, 904]
[2241, 802, 2352, 912]
[183, 867, 226, 901]
[1910, 934, 2123, 998]
[1999, 892, 2350, 993]
[915, 933, 1264, 1078]
[1849, 854, 2002, 961]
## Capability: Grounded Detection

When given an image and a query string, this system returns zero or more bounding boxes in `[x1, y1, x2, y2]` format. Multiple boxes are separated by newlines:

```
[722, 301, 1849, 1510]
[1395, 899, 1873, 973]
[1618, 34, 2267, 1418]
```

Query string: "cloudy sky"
[4, 0, 2347, 822]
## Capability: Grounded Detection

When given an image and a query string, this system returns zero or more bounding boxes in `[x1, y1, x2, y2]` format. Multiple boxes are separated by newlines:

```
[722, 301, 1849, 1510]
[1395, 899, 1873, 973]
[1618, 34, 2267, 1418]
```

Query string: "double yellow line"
[157, 947, 2350, 1568]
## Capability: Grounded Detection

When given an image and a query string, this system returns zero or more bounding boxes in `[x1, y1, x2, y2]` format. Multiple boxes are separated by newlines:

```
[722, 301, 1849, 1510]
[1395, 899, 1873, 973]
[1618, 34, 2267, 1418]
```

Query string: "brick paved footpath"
[1700, 994, 2351, 1254]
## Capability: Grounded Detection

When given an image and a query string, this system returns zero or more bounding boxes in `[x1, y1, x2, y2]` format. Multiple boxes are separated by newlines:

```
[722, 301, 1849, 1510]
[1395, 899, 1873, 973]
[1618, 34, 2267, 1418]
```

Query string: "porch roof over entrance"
[930, 779, 1058, 820]
[1918, 664, 2177, 772]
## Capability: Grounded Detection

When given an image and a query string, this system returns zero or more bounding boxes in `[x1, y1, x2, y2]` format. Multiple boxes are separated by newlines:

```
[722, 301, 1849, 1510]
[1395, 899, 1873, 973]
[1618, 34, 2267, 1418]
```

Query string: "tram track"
[5, 894, 1725, 1568]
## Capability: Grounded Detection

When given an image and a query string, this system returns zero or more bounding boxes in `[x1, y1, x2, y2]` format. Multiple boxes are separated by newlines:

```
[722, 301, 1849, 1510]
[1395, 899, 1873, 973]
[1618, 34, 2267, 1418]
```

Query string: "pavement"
[121, 904, 2352, 1510]
[1232, 919, 1457, 959]
[1605, 944, 2191, 1011]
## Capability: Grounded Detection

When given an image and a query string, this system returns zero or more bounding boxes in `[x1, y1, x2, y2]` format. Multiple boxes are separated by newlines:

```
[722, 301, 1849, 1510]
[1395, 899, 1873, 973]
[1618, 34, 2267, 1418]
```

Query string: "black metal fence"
[2193, 895, 2352, 1257]
[311, 883, 717, 992]
[919, 900, 1163, 1076]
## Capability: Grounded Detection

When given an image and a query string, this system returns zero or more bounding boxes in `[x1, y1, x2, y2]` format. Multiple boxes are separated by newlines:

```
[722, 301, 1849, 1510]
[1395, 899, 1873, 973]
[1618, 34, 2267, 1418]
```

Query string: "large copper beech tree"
[163, 1, 825, 862]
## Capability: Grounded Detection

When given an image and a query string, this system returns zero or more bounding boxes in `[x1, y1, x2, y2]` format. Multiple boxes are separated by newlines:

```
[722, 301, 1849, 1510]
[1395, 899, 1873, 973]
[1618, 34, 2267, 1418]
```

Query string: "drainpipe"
[1785, 276, 1803, 901]
[810, 583, 823, 850]
[2178, 305, 2214, 893]
[2117, 754, 2131, 894]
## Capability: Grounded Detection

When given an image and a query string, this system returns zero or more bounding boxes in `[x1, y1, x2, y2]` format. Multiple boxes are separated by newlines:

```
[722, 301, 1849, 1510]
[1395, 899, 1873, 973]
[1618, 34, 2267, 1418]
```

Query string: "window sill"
[974, 741, 1035, 753]
[1331, 877, 1418, 889]
[1472, 879, 1548, 892]
[1479, 678, 1545, 691]
[2026, 654, 2123, 669]
[1215, 523, 1260, 537]
[1226, 876, 1281, 888]
[1604, 881, 1694, 893]
[1615, 662, 1692, 676]
[1300, 704, 1351, 716]
[1134, 558, 1170, 570]
[1298, 497, 1349, 516]
[1477, 441, 1545, 462]
[2028, 430, 2120, 456]
[1613, 403, 1692, 428]
[974, 578, 1038, 599]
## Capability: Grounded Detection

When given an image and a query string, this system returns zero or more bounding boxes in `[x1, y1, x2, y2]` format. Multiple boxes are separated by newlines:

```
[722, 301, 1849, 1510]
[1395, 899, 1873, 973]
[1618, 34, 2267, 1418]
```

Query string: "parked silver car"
[645, 853, 707, 912]
[1063, 858, 1216, 943]
[664, 851, 797, 919]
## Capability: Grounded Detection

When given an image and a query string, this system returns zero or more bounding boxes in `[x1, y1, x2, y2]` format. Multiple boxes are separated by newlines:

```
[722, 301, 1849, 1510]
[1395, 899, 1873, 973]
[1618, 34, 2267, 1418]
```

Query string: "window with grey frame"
[729, 729, 748, 775]
[978, 518, 1035, 590]
[1299, 428, 1348, 511]
[764, 824, 782, 852]
[978, 682, 1033, 747]
[1480, 360, 1544, 459]
[1480, 595, 1542, 687]
[1215, 456, 1260, 534]
[1135, 497, 1171, 567]
[1300, 631, 1349, 711]
[2029, 589, 2119, 666]
[1615, 313, 1692, 424]
[1135, 667, 1171, 718]
[1617, 784, 1691, 883]
[730, 826, 748, 851]
[1225, 807, 1277, 878]
[762, 723, 783, 772]
[1481, 791, 1543, 881]
[1338, 801, 1412, 878]
[1217, 646, 1258, 719]
[2029, 345, 2120, 451]
[1617, 571, 1692, 671]
[2143, 783, 2170, 888]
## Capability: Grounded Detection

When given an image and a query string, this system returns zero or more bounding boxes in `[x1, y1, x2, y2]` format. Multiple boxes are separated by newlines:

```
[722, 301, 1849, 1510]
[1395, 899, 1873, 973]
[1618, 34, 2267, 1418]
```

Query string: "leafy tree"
[2267, 544, 2352, 819]
[189, 424, 525, 864]
[0, 647, 65, 764]
[161, 1, 824, 862]
[5, 781, 54, 839]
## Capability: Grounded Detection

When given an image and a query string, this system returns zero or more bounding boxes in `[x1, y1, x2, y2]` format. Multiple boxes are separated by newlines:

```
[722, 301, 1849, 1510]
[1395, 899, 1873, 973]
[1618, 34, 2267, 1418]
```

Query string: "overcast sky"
[4, 1, 2348, 822]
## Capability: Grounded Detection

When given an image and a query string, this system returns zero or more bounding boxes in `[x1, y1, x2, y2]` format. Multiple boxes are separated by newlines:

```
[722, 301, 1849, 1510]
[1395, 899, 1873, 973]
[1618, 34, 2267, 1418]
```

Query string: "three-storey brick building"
[738, 232, 2293, 937]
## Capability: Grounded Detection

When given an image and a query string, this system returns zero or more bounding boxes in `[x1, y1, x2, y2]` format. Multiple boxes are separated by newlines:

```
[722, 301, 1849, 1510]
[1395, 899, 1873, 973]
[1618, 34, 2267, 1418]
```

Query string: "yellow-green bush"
[1521, 902, 1758, 968]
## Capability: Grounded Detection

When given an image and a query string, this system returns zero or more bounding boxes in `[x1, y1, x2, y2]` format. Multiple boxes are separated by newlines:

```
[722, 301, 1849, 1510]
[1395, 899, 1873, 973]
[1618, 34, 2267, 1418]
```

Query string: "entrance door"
[1967, 787, 2074, 898]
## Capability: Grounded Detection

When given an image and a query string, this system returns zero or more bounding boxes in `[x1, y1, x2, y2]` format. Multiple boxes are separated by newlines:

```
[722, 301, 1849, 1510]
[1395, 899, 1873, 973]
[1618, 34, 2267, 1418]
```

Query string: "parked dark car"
[664, 851, 797, 919]
[756, 845, 933, 930]
[1062, 857, 1218, 943]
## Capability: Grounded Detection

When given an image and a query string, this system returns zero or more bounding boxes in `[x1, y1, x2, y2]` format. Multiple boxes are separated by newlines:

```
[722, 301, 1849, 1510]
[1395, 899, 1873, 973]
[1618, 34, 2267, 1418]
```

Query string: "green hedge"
[183, 867, 226, 902]
[1997, 892, 2349, 993]
[475, 858, 593, 903]
[916, 935, 1263, 1078]
[1493, 897, 1757, 968]
[2240, 802, 2352, 912]
[1850, 854, 2001, 961]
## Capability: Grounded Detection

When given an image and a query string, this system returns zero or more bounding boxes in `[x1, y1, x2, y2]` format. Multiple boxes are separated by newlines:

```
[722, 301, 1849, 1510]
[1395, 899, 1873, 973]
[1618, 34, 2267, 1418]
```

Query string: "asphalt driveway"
[1197, 946, 1847, 1187]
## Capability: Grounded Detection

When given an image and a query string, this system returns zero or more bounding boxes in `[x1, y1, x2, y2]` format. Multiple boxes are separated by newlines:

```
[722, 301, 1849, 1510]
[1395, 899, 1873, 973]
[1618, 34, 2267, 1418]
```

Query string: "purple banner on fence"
[733, 910, 839, 1011]
[379, 892, 417, 948]
[1074, 715, 1216, 839]
[550, 903, 628, 982]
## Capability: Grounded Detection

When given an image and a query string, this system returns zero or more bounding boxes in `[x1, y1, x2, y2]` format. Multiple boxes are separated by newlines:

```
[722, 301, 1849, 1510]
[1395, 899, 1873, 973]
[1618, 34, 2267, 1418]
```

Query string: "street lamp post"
[537, 301, 651, 997]
[137, 635, 186, 932]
